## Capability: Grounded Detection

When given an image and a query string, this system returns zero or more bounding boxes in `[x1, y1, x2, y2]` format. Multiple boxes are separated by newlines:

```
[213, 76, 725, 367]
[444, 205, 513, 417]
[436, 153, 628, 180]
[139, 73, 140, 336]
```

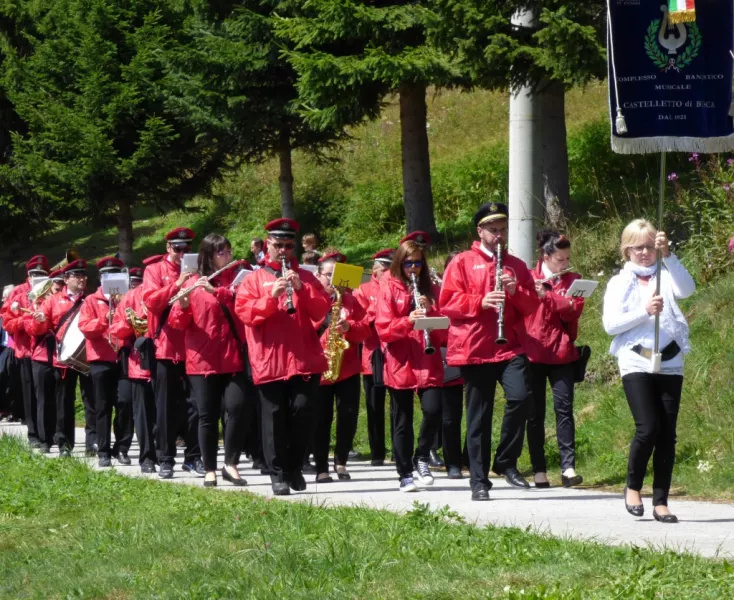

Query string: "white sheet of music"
[181, 253, 198, 274]
[414, 317, 450, 330]
[565, 279, 598, 299]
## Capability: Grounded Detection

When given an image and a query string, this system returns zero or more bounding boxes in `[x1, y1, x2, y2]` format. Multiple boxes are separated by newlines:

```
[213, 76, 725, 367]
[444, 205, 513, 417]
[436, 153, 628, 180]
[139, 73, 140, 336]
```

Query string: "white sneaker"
[400, 477, 418, 492]
[413, 458, 434, 486]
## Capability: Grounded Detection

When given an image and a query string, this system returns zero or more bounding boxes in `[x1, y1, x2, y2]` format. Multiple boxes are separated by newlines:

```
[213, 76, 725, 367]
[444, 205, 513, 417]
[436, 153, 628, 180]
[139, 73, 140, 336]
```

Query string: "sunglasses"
[170, 244, 192, 253]
[271, 242, 295, 250]
[402, 261, 422, 269]
[67, 273, 87, 279]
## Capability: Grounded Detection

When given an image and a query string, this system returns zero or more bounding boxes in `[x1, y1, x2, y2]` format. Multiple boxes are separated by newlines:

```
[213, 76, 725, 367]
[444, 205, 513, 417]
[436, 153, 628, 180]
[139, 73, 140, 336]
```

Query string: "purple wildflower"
[728, 158, 734, 167]
[667, 173, 678, 182]
[689, 152, 700, 163]
[724, 184, 731, 192]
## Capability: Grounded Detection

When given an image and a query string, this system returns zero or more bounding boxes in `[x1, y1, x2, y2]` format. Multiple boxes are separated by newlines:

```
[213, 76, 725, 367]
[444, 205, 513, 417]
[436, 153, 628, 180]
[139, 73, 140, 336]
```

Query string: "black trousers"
[20, 357, 39, 442]
[116, 377, 134, 454]
[91, 362, 132, 459]
[442, 384, 464, 470]
[0, 347, 22, 419]
[461, 356, 531, 491]
[258, 375, 319, 482]
[31, 361, 56, 448]
[622, 373, 683, 507]
[526, 362, 576, 473]
[189, 372, 252, 472]
[154, 359, 199, 467]
[53, 367, 94, 451]
[244, 378, 264, 463]
[363, 374, 388, 461]
[131, 378, 156, 465]
[314, 374, 361, 473]
[389, 386, 443, 479]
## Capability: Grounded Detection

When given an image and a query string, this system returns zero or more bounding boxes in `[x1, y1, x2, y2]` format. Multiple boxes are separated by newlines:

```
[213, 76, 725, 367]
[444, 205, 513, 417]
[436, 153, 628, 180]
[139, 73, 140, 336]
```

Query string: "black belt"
[631, 341, 681, 362]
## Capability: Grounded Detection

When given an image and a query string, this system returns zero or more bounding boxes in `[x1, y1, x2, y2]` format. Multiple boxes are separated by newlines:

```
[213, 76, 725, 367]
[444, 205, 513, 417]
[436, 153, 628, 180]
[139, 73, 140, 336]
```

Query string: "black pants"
[622, 373, 683, 507]
[116, 377, 134, 454]
[527, 362, 576, 473]
[31, 361, 56, 448]
[53, 367, 94, 451]
[0, 347, 21, 419]
[91, 361, 133, 459]
[154, 359, 199, 467]
[131, 378, 156, 465]
[258, 375, 319, 483]
[442, 384, 464, 470]
[244, 378, 264, 463]
[461, 356, 531, 491]
[20, 357, 39, 442]
[389, 387, 443, 479]
[314, 374, 361, 473]
[363, 374, 388, 461]
[189, 372, 252, 472]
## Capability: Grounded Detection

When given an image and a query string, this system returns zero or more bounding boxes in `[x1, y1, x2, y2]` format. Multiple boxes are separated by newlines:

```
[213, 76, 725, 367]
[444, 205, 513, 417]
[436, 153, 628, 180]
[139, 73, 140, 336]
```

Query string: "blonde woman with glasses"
[602, 219, 695, 524]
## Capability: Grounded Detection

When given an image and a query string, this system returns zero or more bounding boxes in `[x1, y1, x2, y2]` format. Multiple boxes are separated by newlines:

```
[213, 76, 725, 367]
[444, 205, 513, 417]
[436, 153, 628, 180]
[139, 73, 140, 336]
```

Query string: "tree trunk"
[278, 129, 295, 219]
[399, 83, 438, 239]
[117, 199, 134, 266]
[539, 80, 570, 229]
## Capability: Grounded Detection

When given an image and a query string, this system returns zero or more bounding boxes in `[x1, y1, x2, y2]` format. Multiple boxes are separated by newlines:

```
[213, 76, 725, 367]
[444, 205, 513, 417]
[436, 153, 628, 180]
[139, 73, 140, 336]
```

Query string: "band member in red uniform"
[79, 257, 132, 467]
[25, 259, 96, 456]
[312, 252, 369, 482]
[142, 228, 202, 479]
[169, 234, 254, 487]
[440, 202, 539, 501]
[354, 249, 394, 466]
[524, 231, 585, 488]
[235, 218, 330, 496]
[110, 266, 158, 472]
[375, 240, 446, 492]
[3, 255, 49, 448]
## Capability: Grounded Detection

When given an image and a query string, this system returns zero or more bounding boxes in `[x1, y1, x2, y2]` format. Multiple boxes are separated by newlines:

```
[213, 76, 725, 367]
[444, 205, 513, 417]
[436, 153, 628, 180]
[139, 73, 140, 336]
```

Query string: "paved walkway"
[2, 421, 733, 559]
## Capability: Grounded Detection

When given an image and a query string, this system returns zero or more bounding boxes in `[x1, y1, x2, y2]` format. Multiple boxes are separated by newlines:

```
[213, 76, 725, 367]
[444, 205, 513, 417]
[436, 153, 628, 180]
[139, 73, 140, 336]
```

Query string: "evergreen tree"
[278, 0, 464, 238]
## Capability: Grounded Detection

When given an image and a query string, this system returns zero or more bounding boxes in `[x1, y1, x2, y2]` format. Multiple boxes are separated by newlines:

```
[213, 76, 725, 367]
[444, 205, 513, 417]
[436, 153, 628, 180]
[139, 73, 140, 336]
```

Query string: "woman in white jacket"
[603, 219, 695, 524]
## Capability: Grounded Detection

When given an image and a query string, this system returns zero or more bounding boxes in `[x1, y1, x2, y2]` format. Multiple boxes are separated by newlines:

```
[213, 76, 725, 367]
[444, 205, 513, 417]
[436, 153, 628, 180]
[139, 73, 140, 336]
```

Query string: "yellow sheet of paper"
[331, 263, 364, 290]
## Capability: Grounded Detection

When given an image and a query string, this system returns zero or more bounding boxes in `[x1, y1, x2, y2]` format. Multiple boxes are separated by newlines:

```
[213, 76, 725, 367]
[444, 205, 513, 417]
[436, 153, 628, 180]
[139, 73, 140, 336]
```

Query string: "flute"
[538, 266, 575, 285]
[281, 256, 296, 314]
[169, 259, 242, 305]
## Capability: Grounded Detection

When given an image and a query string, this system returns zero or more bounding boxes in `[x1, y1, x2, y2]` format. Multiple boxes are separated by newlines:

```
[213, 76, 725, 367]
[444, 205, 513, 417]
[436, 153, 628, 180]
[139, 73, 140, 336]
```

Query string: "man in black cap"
[439, 202, 539, 500]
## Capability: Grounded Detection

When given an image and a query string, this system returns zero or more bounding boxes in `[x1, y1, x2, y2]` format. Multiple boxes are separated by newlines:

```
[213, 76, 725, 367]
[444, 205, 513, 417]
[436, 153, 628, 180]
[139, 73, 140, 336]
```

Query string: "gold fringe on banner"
[669, 10, 696, 24]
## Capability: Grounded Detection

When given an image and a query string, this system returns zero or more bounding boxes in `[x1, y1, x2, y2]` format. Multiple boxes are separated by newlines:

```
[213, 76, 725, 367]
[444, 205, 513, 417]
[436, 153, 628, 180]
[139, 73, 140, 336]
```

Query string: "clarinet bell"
[286, 304, 297, 315]
[424, 344, 436, 355]
[495, 336, 508, 345]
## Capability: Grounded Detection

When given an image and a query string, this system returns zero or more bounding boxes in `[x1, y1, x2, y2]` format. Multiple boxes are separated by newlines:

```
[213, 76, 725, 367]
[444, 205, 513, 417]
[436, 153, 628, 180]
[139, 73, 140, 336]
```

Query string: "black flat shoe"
[534, 480, 551, 489]
[562, 474, 583, 487]
[316, 473, 334, 483]
[653, 509, 678, 523]
[370, 459, 385, 467]
[335, 466, 351, 481]
[288, 471, 307, 492]
[116, 452, 132, 466]
[472, 487, 490, 501]
[221, 467, 247, 486]
[301, 461, 317, 475]
[503, 468, 530, 489]
[204, 478, 217, 488]
[447, 466, 463, 479]
[429, 449, 445, 468]
[272, 482, 290, 495]
[624, 487, 644, 517]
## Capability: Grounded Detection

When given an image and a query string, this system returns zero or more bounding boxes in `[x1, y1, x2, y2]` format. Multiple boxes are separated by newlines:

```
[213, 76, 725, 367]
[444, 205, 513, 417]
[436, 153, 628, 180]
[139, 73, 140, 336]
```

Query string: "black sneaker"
[98, 457, 112, 468]
[348, 449, 360, 460]
[413, 457, 434, 486]
[288, 471, 307, 492]
[370, 459, 385, 467]
[116, 452, 131, 466]
[301, 460, 317, 475]
[447, 466, 463, 479]
[159, 465, 174, 479]
[141, 462, 156, 474]
[59, 448, 72, 458]
[182, 458, 206, 477]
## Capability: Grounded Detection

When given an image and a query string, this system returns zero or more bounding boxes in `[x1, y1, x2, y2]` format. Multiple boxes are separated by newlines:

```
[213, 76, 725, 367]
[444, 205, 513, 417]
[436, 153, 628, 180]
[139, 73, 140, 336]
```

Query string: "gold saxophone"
[322, 288, 350, 383]
[125, 307, 148, 337]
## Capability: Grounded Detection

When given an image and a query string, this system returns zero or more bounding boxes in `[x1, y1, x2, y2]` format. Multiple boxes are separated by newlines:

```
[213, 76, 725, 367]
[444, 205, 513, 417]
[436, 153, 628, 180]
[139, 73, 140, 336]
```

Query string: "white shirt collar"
[479, 244, 495, 259]
[541, 263, 554, 280]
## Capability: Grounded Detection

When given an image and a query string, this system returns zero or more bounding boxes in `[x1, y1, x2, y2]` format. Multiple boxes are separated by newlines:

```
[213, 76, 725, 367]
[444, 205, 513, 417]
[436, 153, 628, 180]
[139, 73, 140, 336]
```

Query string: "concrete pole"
[508, 8, 542, 268]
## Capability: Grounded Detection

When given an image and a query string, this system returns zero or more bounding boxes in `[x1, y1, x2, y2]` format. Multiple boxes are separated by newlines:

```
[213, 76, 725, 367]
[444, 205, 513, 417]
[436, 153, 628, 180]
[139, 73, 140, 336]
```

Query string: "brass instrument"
[495, 243, 507, 345]
[409, 272, 435, 355]
[28, 278, 55, 306]
[322, 287, 350, 383]
[168, 260, 241, 306]
[50, 249, 80, 273]
[538, 266, 575, 285]
[281, 256, 296, 314]
[125, 307, 148, 337]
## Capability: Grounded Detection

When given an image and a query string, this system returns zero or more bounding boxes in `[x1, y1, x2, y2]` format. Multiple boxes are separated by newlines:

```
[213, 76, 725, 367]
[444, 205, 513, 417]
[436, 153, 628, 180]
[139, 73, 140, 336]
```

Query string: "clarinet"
[281, 256, 297, 314]
[410, 272, 435, 355]
[495, 242, 508, 345]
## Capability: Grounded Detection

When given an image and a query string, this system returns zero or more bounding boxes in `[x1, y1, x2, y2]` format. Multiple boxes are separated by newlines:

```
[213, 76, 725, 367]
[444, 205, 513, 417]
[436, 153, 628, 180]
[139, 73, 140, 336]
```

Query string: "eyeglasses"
[485, 227, 508, 236]
[170, 244, 191, 253]
[271, 242, 295, 250]
[68, 273, 87, 279]
[630, 244, 655, 253]
[402, 261, 422, 269]
[320, 272, 334, 279]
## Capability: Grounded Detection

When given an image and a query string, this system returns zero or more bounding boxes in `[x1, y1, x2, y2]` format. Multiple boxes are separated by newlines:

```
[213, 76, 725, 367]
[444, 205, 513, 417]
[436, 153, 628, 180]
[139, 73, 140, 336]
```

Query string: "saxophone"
[125, 307, 148, 337]
[323, 288, 350, 383]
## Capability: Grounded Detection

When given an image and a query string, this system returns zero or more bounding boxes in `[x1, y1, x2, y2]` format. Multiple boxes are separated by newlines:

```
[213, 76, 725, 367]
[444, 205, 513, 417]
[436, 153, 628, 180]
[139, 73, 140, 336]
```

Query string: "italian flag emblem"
[669, 0, 696, 24]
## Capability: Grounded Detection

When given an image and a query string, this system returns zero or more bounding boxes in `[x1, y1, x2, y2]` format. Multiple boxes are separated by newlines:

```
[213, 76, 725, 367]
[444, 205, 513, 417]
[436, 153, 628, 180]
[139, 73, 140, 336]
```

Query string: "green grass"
[1, 435, 733, 599]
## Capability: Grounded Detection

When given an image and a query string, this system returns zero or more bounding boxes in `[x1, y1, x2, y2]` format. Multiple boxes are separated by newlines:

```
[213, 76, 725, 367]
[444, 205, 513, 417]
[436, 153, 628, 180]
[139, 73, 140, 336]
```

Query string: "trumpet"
[281, 256, 296, 314]
[125, 307, 148, 337]
[168, 260, 242, 306]
[495, 242, 507, 345]
[409, 272, 435, 355]
[538, 266, 575, 285]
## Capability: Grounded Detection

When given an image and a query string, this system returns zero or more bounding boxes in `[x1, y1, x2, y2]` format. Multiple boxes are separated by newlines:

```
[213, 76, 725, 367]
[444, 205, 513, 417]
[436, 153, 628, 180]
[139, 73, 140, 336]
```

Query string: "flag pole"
[652, 151, 665, 373]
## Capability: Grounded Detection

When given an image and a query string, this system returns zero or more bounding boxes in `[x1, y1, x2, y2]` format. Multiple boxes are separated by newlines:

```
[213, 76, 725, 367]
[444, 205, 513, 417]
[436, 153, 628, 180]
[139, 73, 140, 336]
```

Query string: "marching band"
[0, 202, 695, 520]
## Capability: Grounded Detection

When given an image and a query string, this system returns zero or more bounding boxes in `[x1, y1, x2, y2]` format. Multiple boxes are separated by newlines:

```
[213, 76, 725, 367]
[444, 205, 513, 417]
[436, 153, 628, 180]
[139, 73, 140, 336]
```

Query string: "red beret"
[265, 218, 299, 239]
[49, 269, 65, 282]
[142, 254, 164, 266]
[319, 252, 347, 264]
[372, 249, 395, 263]
[64, 259, 87, 274]
[26, 255, 49, 274]
[399, 231, 431, 247]
[129, 267, 144, 279]
[165, 227, 195, 243]
[96, 256, 125, 272]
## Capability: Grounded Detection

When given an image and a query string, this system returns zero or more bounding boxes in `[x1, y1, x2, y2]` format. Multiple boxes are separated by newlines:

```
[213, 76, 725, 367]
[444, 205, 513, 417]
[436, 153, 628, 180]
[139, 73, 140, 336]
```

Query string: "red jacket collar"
[264, 256, 300, 271]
